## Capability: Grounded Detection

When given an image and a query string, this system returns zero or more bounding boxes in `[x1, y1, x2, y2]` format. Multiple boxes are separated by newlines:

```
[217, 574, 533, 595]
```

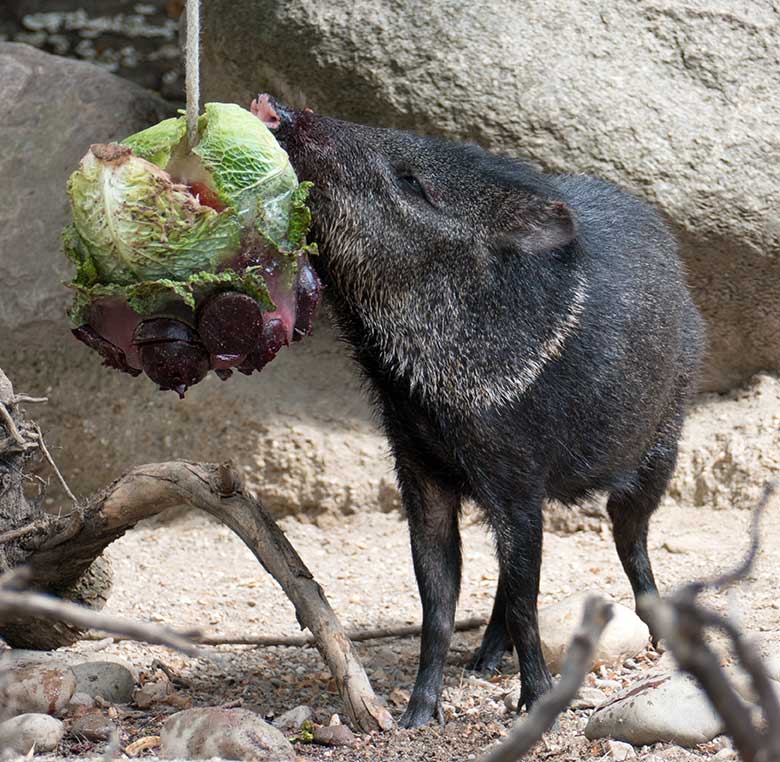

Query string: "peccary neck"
[318, 244, 588, 414]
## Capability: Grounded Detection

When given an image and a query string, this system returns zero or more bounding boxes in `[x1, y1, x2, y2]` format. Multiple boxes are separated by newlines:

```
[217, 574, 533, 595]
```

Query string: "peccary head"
[253, 95, 588, 411]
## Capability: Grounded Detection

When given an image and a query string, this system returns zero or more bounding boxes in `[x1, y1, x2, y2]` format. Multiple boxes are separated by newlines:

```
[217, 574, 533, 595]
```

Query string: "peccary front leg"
[490, 495, 552, 711]
[467, 569, 513, 672]
[397, 465, 462, 729]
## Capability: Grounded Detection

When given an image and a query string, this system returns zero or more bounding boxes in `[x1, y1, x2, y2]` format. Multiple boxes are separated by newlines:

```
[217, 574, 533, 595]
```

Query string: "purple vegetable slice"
[133, 317, 198, 346]
[72, 325, 142, 377]
[138, 341, 209, 398]
[293, 257, 322, 341]
[132, 317, 209, 397]
[197, 292, 264, 357]
[237, 317, 288, 375]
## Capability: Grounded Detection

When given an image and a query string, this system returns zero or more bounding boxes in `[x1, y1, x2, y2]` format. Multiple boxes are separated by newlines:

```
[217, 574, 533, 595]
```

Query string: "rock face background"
[1, 0, 779, 519]
[0, 43, 170, 340]
[201, 0, 780, 393]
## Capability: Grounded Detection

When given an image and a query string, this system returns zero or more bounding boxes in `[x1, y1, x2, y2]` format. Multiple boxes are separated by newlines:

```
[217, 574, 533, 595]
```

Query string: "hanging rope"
[185, 0, 201, 149]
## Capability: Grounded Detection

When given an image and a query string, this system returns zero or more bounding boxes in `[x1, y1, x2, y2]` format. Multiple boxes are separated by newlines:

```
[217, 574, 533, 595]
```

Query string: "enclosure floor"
[11, 498, 780, 761]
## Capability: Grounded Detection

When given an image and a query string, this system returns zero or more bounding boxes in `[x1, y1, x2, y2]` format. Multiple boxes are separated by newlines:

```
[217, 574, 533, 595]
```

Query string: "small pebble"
[273, 705, 314, 733]
[71, 711, 116, 742]
[503, 690, 521, 712]
[66, 692, 96, 718]
[570, 686, 607, 710]
[607, 739, 637, 760]
[71, 661, 136, 704]
[312, 723, 356, 747]
[133, 680, 170, 709]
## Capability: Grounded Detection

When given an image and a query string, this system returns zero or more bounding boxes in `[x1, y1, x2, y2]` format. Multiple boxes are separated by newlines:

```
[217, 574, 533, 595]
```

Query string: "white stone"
[584, 672, 723, 746]
[539, 592, 649, 674]
[571, 686, 607, 710]
[71, 661, 136, 704]
[503, 689, 521, 712]
[0, 713, 64, 754]
[160, 707, 295, 760]
[273, 705, 314, 732]
[607, 739, 636, 760]
[67, 692, 96, 715]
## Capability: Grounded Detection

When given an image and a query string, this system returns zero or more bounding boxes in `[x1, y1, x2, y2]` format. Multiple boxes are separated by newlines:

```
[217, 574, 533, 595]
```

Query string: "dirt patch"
[4, 491, 777, 761]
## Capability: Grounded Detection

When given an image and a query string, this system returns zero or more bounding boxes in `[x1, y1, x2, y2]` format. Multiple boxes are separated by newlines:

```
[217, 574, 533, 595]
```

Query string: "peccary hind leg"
[466, 570, 513, 672]
[607, 448, 678, 639]
[397, 466, 462, 729]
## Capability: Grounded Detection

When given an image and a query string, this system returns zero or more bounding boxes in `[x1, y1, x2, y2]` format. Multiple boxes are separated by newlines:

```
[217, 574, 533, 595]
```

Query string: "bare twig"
[0, 518, 52, 546]
[13, 396, 48, 404]
[0, 586, 204, 658]
[82, 615, 488, 648]
[0, 401, 25, 446]
[31, 424, 78, 505]
[638, 481, 779, 762]
[479, 597, 613, 762]
[685, 482, 772, 595]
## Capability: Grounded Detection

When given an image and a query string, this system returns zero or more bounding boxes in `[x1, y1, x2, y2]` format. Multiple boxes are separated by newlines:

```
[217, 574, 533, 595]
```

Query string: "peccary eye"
[397, 173, 429, 201]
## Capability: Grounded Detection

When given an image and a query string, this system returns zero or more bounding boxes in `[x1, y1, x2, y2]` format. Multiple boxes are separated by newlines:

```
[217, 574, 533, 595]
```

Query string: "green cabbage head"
[64, 103, 313, 323]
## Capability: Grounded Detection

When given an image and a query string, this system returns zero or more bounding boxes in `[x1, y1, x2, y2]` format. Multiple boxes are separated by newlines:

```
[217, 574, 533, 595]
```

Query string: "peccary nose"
[250, 93, 294, 137]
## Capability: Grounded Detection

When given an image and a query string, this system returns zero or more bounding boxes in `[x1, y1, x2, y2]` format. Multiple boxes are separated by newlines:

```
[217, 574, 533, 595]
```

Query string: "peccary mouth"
[250, 93, 300, 147]
[250, 94, 324, 181]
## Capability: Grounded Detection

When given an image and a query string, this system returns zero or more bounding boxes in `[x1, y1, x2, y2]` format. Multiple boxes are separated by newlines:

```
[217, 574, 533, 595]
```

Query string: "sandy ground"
[12, 491, 778, 762]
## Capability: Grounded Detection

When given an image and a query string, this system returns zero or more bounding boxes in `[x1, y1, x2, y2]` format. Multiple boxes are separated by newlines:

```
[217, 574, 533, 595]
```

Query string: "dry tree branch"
[479, 597, 614, 762]
[638, 482, 779, 762]
[0, 519, 52, 546]
[81, 615, 488, 648]
[31, 424, 78, 505]
[0, 459, 393, 733]
[0, 582, 204, 658]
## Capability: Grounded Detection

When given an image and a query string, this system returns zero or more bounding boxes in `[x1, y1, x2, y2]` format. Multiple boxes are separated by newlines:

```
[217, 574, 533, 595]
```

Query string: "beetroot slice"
[197, 292, 264, 357]
[139, 340, 209, 398]
[72, 325, 142, 377]
[293, 259, 322, 342]
[237, 317, 288, 375]
[133, 317, 198, 346]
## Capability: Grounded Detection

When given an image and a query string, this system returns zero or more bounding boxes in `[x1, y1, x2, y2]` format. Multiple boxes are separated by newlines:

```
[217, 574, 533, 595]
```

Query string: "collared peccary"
[253, 94, 705, 728]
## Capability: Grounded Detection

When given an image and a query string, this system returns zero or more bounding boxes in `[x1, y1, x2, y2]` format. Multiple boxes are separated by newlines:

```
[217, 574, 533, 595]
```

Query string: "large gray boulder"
[0, 42, 171, 337]
[201, 0, 780, 392]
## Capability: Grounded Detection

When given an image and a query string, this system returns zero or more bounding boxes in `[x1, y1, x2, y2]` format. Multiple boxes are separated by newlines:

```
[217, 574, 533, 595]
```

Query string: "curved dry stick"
[82, 615, 487, 648]
[9, 460, 393, 733]
[636, 481, 779, 762]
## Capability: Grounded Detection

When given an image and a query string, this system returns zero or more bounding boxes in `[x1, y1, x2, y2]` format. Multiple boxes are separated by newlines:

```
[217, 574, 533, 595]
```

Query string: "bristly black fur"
[274, 103, 706, 728]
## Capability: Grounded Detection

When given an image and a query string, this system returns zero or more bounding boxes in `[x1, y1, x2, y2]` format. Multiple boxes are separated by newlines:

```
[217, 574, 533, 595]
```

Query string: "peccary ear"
[496, 198, 577, 255]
